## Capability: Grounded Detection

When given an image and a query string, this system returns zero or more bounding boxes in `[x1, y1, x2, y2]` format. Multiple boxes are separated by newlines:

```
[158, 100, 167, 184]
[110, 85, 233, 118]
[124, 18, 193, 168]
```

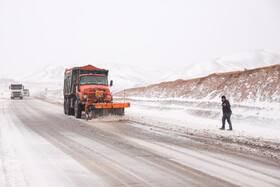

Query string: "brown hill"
[118, 64, 280, 102]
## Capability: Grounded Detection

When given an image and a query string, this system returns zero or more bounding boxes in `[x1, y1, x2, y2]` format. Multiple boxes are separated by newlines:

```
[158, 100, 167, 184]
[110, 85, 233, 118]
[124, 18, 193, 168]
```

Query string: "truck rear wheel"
[74, 100, 82, 118]
[65, 98, 73, 115]
[64, 99, 67, 114]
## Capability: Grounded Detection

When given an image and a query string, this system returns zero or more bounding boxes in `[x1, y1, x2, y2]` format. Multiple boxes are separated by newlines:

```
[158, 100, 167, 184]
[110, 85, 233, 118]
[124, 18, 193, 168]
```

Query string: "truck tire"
[64, 99, 67, 114]
[74, 100, 82, 118]
[20, 97, 23, 99]
[11, 97, 14, 100]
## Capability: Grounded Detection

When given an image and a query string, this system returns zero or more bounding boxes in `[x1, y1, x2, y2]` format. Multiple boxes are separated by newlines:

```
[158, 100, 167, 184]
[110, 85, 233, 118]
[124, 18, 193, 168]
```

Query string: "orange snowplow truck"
[63, 65, 130, 119]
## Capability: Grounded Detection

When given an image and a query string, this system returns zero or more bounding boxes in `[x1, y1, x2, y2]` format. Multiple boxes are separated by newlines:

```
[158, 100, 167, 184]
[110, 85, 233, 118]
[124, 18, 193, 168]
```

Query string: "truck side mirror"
[110, 80, 113, 87]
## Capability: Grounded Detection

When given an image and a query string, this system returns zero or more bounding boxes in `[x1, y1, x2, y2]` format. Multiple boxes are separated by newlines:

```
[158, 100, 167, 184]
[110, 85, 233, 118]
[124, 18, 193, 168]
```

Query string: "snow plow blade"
[85, 102, 130, 119]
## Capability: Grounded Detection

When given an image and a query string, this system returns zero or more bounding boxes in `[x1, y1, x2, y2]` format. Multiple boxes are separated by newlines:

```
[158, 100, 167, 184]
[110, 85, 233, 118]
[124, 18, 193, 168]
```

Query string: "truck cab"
[9, 84, 24, 99]
[76, 74, 112, 103]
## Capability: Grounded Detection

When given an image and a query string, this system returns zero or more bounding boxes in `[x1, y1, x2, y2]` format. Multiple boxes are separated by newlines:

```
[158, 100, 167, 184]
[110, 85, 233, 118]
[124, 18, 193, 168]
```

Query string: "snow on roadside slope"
[121, 64, 280, 102]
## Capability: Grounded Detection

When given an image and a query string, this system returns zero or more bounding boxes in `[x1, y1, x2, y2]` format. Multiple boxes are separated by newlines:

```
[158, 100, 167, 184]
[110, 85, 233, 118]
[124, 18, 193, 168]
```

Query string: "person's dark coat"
[222, 100, 232, 114]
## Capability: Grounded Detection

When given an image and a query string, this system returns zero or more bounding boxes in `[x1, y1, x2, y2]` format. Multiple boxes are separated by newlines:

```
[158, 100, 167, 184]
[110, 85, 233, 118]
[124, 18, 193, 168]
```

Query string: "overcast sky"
[0, 0, 280, 78]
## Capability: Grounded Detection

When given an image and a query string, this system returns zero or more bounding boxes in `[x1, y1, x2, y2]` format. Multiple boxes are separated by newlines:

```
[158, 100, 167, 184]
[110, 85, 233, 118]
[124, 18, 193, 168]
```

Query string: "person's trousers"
[222, 112, 232, 129]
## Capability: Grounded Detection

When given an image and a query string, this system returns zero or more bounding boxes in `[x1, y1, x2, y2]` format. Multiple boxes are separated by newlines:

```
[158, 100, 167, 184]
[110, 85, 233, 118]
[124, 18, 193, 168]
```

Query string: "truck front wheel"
[74, 100, 82, 118]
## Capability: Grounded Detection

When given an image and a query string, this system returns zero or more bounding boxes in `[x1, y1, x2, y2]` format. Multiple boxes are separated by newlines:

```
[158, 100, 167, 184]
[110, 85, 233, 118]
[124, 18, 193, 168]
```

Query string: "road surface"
[0, 98, 280, 186]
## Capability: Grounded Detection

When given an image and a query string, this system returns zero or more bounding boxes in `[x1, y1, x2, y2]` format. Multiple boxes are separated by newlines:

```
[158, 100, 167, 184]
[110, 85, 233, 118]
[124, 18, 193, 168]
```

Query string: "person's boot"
[219, 127, 225, 130]
[227, 128, 233, 131]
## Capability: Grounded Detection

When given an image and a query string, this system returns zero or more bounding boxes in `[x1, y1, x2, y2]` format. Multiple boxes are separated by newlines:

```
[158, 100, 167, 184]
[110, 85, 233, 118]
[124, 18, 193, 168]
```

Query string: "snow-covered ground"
[119, 97, 280, 143]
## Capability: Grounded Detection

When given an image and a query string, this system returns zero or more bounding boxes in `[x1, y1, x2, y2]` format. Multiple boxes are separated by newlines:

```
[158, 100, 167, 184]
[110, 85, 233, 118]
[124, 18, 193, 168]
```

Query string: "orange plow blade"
[85, 102, 130, 119]
[90, 102, 130, 109]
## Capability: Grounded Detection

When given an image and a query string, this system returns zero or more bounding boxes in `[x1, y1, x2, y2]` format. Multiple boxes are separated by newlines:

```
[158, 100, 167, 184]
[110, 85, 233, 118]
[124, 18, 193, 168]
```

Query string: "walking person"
[220, 95, 233, 131]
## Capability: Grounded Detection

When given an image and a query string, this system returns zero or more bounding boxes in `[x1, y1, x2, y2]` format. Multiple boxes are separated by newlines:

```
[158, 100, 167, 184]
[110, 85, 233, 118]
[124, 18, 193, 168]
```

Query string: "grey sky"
[0, 0, 280, 78]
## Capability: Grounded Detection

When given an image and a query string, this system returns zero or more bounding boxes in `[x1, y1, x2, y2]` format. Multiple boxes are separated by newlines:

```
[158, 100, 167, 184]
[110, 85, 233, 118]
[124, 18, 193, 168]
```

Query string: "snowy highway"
[1, 97, 280, 186]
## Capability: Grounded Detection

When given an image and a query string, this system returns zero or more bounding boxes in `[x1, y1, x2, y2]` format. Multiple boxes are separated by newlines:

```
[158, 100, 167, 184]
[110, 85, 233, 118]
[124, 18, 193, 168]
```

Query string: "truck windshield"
[11, 85, 23, 90]
[80, 76, 108, 86]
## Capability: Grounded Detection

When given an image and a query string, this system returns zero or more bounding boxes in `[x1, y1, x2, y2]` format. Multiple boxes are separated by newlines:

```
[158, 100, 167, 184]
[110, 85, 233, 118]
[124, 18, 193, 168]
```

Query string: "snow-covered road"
[0, 97, 280, 186]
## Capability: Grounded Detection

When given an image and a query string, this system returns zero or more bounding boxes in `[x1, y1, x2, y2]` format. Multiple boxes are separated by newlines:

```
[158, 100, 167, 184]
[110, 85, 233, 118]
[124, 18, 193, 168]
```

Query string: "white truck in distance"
[9, 84, 24, 99]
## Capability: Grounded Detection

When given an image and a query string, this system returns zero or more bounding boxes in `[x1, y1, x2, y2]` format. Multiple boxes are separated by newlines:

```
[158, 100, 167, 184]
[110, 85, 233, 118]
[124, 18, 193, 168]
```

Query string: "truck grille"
[85, 88, 106, 101]
[88, 92, 104, 100]
[13, 92, 21, 96]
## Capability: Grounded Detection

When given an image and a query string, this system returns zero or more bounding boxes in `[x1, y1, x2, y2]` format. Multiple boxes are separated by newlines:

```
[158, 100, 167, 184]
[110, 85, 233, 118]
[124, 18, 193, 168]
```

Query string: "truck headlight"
[107, 95, 111, 99]
[83, 95, 88, 99]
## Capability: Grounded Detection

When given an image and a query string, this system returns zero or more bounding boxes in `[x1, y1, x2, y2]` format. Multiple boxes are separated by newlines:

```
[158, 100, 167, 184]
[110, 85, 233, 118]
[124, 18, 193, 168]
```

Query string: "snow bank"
[118, 97, 280, 143]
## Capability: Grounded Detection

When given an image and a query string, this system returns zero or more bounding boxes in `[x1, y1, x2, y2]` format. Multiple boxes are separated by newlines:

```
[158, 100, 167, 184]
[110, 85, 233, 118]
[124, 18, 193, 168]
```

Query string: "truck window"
[80, 76, 108, 86]
[11, 85, 23, 90]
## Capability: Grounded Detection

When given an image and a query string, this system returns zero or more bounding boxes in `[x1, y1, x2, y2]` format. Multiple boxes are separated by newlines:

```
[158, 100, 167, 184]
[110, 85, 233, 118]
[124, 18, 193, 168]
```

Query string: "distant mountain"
[174, 49, 280, 81]
[18, 64, 65, 84]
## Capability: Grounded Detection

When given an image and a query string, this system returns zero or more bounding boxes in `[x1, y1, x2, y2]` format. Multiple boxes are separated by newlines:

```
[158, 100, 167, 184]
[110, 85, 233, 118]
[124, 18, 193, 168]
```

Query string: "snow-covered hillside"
[13, 49, 280, 94]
